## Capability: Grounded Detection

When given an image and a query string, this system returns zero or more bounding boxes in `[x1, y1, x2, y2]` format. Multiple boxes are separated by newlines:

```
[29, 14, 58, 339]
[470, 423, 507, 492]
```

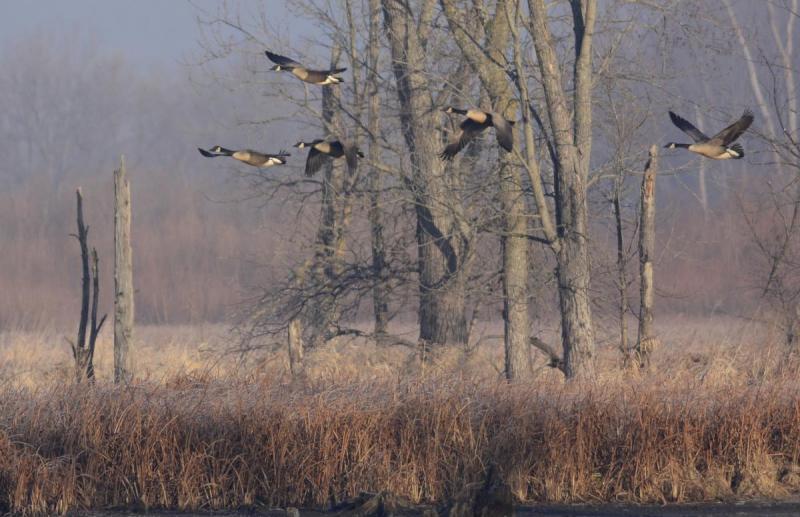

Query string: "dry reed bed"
[1, 372, 800, 515]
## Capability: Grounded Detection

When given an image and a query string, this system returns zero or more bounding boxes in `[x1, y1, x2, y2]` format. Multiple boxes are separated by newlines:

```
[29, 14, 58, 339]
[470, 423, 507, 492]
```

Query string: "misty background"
[0, 0, 791, 331]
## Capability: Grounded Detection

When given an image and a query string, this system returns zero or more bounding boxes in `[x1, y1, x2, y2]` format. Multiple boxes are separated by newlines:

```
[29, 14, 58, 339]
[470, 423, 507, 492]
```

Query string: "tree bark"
[527, 0, 597, 379]
[72, 188, 92, 382]
[76, 188, 90, 363]
[287, 318, 304, 376]
[87, 248, 102, 380]
[382, 0, 469, 346]
[367, 0, 389, 336]
[636, 145, 658, 368]
[612, 168, 629, 363]
[114, 156, 134, 384]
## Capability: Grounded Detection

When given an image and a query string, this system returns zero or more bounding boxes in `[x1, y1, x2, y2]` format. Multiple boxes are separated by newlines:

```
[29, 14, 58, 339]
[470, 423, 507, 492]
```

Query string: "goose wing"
[343, 144, 360, 174]
[490, 113, 514, 152]
[265, 50, 303, 68]
[306, 67, 347, 75]
[305, 147, 329, 177]
[669, 111, 708, 142]
[440, 118, 485, 160]
[198, 148, 220, 158]
[708, 109, 754, 146]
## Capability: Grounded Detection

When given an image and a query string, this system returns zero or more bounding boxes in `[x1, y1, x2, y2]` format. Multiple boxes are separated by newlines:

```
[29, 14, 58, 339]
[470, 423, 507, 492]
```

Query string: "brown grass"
[1, 318, 800, 515]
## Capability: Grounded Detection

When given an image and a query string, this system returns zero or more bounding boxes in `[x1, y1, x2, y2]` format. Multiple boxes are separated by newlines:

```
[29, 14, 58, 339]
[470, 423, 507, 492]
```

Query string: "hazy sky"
[2, 1, 290, 65]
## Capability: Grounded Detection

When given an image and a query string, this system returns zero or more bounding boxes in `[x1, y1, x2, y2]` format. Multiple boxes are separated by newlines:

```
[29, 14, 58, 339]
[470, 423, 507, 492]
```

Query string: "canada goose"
[665, 109, 753, 159]
[265, 50, 346, 85]
[198, 146, 290, 168]
[294, 139, 364, 177]
[440, 107, 514, 160]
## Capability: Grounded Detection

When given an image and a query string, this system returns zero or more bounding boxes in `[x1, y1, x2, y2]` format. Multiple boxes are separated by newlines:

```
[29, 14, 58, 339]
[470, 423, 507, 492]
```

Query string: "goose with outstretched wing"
[665, 110, 753, 159]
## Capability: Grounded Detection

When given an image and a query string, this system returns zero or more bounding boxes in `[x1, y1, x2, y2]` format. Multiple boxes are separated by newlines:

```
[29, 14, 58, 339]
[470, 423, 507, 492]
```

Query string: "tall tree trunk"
[500, 184, 531, 379]
[527, 0, 597, 379]
[612, 169, 629, 363]
[114, 156, 134, 384]
[367, 0, 389, 336]
[555, 233, 595, 378]
[382, 0, 469, 346]
[636, 145, 658, 368]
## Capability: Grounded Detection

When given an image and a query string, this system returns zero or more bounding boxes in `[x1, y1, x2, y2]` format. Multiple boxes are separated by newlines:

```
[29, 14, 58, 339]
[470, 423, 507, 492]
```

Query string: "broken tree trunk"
[114, 156, 134, 384]
[70, 189, 106, 382]
[75, 189, 90, 372]
[87, 248, 105, 379]
[636, 145, 658, 368]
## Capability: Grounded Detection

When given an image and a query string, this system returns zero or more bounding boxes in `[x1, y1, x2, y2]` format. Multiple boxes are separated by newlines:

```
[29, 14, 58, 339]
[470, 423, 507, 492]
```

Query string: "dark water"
[518, 502, 800, 516]
[82, 502, 800, 516]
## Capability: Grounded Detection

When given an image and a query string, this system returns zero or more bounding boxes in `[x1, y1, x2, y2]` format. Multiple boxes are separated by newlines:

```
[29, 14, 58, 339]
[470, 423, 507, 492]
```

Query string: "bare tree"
[381, 0, 471, 347]
[366, 0, 390, 336]
[479, 0, 599, 379]
[612, 163, 631, 363]
[713, 0, 800, 353]
[194, 0, 681, 376]
[440, 0, 531, 379]
[193, 2, 428, 354]
[69, 189, 106, 382]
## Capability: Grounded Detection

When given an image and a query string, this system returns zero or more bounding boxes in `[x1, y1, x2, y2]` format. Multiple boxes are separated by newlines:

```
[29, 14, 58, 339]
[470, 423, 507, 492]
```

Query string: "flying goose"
[294, 139, 363, 177]
[198, 146, 290, 168]
[665, 109, 753, 159]
[265, 50, 346, 85]
[440, 107, 514, 160]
